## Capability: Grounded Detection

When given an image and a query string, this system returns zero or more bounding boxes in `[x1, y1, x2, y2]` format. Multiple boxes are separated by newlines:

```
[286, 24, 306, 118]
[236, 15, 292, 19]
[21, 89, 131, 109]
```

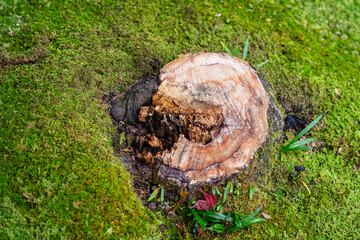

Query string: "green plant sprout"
[190, 186, 265, 233]
[191, 206, 265, 233]
[119, 131, 126, 145]
[249, 186, 258, 200]
[223, 181, 233, 203]
[270, 190, 284, 201]
[221, 36, 269, 68]
[281, 114, 323, 152]
[147, 186, 164, 203]
[234, 183, 241, 195]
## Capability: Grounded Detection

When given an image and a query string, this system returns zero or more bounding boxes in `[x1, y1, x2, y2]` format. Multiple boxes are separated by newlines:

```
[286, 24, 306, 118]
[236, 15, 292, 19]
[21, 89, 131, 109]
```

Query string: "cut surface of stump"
[135, 52, 272, 184]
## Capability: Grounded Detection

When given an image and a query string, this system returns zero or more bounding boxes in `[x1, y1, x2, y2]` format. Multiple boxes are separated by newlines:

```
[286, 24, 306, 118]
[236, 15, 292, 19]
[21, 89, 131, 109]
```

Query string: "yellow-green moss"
[1, 0, 359, 239]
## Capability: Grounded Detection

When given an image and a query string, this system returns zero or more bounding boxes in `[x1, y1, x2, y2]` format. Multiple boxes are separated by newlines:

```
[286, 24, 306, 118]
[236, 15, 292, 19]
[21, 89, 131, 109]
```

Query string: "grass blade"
[240, 205, 262, 225]
[256, 59, 269, 69]
[160, 187, 164, 203]
[226, 225, 240, 232]
[249, 186, 257, 200]
[192, 210, 207, 230]
[282, 138, 315, 152]
[287, 114, 323, 146]
[234, 213, 240, 226]
[293, 186, 302, 200]
[241, 218, 266, 228]
[226, 211, 232, 222]
[202, 211, 229, 222]
[223, 181, 233, 203]
[221, 41, 233, 56]
[242, 36, 249, 60]
[283, 146, 312, 152]
[119, 131, 126, 145]
[207, 223, 225, 233]
[234, 46, 239, 58]
[215, 187, 222, 197]
[147, 188, 159, 202]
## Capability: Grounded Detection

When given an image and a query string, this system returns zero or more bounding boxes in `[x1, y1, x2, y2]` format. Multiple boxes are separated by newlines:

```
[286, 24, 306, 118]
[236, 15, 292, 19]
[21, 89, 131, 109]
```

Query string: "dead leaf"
[8, 28, 14, 36]
[180, 191, 188, 198]
[261, 212, 271, 219]
[337, 147, 343, 154]
[301, 181, 311, 196]
[335, 89, 340, 96]
[23, 193, 30, 200]
[265, 18, 272, 22]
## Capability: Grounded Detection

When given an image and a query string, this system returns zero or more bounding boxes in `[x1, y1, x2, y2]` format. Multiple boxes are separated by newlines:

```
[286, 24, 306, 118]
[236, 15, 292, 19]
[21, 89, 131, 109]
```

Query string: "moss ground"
[1, 0, 359, 239]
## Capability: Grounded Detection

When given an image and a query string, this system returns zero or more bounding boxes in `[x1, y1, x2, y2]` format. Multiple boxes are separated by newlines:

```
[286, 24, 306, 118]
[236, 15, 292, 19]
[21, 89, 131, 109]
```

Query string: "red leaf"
[192, 188, 217, 211]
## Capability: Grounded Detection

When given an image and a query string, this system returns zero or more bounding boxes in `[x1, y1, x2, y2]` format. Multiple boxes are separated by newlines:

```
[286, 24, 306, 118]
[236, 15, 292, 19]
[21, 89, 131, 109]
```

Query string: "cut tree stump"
[113, 52, 283, 186]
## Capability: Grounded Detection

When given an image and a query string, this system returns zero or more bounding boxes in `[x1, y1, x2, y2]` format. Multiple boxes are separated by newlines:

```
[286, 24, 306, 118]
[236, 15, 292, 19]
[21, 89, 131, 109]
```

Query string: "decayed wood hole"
[134, 52, 270, 184]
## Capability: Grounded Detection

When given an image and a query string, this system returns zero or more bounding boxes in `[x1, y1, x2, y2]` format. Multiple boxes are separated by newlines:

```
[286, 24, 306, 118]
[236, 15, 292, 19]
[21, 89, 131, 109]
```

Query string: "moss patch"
[1, 0, 359, 239]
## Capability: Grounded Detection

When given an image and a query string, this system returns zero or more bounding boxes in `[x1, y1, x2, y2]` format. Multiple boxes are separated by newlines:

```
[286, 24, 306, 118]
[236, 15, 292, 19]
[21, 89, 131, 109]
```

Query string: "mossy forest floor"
[1, 0, 359, 239]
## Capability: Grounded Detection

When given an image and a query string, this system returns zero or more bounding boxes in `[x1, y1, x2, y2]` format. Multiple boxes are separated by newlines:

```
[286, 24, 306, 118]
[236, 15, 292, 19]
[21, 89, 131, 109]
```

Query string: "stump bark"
[130, 52, 282, 185]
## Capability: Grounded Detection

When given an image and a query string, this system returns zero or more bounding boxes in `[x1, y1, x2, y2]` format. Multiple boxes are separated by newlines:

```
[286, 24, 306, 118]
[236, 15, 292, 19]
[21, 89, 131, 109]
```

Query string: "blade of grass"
[287, 114, 323, 146]
[283, 146, 312, 152]
[241, 218, 266, 228]
[234, 213, 240, 226]
[147, 188, 159, 202]
[160, 187, 164, 203]
[240, 206, 262, 225]
[249, 186, 257, 200]
[234, 46, 239, 58]
[221, 42, 233, 56]
[256, 59, 269, 69]
[192, 210, 207, 230]
[207, 223, 225, 233]
[119, 131, 126, 145]
[282, 138, 315, 151]
[223, 181, 232, 203]
[293, 186, 302, 200]
[242, 36, 249, 60]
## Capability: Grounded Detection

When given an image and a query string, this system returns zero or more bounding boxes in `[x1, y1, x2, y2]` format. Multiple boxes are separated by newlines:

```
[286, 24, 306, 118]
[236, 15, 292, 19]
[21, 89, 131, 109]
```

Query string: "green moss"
[1, 0, 360, 238]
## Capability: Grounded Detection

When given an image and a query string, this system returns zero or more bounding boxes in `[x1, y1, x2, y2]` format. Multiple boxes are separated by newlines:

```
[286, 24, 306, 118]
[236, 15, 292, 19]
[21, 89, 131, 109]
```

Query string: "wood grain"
[153, 52, 270, 183]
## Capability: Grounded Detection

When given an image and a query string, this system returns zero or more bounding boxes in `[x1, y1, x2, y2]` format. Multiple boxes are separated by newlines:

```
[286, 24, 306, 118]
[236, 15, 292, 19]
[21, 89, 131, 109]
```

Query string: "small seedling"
[160, 187, 164, 203]
[270, 190, 284, 201]
[249, 186, 257, 200]
[221, 36, 249, 59]
[256, 59, 269, 69]
[191, 206, 265, 233]
[234, 183, 241, 195]
[216, 204, 223, 213]
[147, 188, 159, 202]
[221, 36, 269, 68]
[223, 181, 233, 203]
[293, 187, 302, 200]
[242, 36, 249, 60]
[191, 187, 266, 233]
[282, 114, 323, 152]
[214, 187, 222, 197]
[147, 186, 165, 203]
[119, 131, 126, 145]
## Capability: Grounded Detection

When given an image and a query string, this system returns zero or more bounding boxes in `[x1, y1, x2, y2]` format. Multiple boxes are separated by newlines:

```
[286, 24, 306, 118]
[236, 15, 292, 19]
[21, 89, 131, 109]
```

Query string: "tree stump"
[112, 52, 283, 186]
[126, 52, 282, 185]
